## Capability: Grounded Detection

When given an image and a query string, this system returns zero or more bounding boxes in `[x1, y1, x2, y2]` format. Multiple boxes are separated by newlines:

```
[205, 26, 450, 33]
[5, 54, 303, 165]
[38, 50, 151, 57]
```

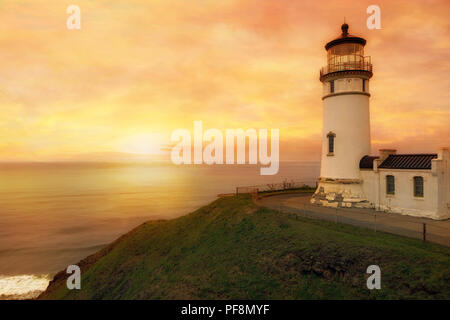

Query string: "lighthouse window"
[327, 132, 335, 155]
[386, 175, 395, 195]
[329, 80, 334, 93]
[362, 79, 366, 92]
[328, 136, 334, 153]
[413, 176, 424, 197]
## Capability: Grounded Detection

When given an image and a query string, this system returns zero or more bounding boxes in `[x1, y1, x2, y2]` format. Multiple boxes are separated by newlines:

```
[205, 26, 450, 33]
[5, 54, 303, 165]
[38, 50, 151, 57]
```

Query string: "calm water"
[0, 161, 319, 298]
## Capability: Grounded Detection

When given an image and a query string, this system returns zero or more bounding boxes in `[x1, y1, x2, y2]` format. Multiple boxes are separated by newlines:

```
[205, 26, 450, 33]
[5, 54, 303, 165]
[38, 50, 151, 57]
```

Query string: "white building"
[311, 24, 450, 220]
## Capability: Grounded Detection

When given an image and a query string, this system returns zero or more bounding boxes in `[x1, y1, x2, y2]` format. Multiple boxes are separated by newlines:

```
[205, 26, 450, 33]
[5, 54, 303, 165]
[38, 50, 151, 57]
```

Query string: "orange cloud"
[0, 0, 448, 161]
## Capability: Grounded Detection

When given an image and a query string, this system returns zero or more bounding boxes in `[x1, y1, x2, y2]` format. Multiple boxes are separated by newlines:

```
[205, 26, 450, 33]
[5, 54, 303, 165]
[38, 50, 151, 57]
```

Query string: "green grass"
[39, 195, 450, 300]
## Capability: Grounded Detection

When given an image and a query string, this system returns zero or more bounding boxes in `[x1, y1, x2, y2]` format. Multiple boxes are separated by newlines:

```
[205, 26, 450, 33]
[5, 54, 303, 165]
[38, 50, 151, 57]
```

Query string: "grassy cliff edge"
[39, 195, 450, 299]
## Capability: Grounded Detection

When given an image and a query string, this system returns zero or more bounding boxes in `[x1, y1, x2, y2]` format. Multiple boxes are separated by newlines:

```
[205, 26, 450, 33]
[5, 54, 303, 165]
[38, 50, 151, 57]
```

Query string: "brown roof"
[359, 155, 379, 169]
[378, 154, 437, 170]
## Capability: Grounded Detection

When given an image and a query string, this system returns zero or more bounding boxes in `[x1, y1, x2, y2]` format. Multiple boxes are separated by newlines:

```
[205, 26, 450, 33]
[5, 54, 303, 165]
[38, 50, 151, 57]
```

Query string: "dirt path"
[256, 193, 450, 247]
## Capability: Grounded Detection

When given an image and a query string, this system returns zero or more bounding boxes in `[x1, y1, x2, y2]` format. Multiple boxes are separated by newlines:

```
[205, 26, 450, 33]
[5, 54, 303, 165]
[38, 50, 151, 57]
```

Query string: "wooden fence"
[236, 180, 317, 196]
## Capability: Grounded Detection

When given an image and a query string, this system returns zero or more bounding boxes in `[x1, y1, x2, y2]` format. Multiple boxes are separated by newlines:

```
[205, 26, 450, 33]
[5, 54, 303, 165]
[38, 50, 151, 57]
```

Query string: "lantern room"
[320, 23, 372, 80]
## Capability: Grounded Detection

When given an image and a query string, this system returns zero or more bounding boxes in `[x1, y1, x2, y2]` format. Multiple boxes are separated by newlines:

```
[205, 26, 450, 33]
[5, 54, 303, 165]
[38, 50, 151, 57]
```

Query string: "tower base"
[311, 177, 371, 209]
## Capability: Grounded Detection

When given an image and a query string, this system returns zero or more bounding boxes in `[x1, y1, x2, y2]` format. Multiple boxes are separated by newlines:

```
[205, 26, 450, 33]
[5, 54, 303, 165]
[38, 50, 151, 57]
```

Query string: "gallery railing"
[320, 58, 372, 77]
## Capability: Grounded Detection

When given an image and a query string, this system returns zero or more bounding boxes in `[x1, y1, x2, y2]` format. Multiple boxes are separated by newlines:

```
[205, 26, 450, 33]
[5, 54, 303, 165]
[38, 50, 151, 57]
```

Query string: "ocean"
[0, 161, 319, 299]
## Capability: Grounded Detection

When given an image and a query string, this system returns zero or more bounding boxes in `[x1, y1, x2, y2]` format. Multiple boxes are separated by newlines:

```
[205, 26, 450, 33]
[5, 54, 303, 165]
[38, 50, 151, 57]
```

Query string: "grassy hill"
[39, 195, 450, 299]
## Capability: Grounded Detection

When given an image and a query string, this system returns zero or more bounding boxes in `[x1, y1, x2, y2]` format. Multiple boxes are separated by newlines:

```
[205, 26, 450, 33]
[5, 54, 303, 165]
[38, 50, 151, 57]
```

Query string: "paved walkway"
[256, 193, 450, 247]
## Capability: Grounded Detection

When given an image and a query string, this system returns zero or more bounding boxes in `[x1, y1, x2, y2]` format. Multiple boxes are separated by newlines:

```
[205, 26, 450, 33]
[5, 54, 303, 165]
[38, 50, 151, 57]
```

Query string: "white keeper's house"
[311, 23, 449, 220]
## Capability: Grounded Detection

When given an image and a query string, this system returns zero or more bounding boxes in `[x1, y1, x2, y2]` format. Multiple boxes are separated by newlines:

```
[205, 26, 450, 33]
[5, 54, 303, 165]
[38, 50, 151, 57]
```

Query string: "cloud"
[0, 0, 448, 161]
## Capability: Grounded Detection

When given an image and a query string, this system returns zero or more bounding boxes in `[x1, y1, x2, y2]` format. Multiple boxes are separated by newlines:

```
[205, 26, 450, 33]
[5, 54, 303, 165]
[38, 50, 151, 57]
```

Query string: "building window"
[330, 80, 334, 93]
[386, 175, 395, 195]
[327, 132, 335, 155]
[413, 176, 424, 197]
[362, 79, 366, 92]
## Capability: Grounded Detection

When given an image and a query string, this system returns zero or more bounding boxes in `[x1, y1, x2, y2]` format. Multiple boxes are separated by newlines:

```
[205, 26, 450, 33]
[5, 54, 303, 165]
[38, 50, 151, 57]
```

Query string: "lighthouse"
[311, 23, 373, 208]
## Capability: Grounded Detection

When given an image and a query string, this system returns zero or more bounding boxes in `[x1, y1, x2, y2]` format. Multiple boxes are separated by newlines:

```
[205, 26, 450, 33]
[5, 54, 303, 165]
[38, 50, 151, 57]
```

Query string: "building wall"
[360, 152, 450, 220]
[322, 77, 368, 96]
[433, 148, 450, 219]
[360, 169, 378, 207]
[376, 169, 440, 219]
[320, 93, 371, 180]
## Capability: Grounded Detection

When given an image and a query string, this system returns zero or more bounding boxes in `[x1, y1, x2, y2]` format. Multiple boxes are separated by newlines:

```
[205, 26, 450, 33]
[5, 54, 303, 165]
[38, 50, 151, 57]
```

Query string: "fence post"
[423, 223, 426, 242]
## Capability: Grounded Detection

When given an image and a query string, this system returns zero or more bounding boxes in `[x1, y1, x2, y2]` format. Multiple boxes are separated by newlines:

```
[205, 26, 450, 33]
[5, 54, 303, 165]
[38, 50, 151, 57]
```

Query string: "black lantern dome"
[325, 23, 366, 51]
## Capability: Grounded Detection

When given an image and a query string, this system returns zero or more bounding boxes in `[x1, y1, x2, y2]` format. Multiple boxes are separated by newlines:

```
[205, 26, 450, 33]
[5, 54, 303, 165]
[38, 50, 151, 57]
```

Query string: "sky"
[0, 0, 449, 161]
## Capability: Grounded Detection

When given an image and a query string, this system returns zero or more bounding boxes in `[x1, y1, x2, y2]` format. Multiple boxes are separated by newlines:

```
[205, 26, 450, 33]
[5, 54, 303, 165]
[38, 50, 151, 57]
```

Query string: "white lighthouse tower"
[311, 23, 373, 208]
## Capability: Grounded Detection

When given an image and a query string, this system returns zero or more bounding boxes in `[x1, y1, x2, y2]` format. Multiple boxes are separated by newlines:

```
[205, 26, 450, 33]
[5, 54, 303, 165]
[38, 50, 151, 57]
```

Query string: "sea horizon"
[0, 160, 320, 299]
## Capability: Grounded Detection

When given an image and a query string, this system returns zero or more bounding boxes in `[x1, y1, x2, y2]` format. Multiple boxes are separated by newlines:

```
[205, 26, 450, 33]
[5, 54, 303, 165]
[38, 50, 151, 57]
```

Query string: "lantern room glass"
[327, 43, 364, 64]
[326, 43, 367, 73]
